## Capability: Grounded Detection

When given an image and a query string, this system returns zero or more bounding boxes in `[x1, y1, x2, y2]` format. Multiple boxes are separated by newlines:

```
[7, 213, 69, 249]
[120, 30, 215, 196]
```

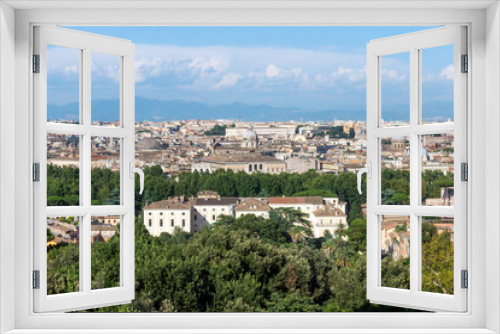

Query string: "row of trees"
[47, 209, 417, 312]
[48, 164, 453, 217]
[46, 164, 454, 312]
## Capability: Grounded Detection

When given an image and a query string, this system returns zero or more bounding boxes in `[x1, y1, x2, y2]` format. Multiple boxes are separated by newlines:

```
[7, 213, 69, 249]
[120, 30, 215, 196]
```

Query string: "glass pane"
[91, 137, 121, 205]
[47, 45, 81, 124]
[91, 52, 121, 127]
[47, 133, 80, 206]
[421, 216, 454, 294]
[421, 45, 454, 123]
[381, 215, 410, 289]
[421, 133, 454, 206]
[47, 216, 80, 295]
[91, 216, 120, 290]
[380, 52, 410, 126]
[381, 136, 410, 205]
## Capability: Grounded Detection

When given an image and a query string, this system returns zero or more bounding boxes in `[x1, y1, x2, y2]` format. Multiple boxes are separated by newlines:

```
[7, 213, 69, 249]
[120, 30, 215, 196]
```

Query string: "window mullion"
[409, 47, 420, 294]
[81, 47, 92, 294]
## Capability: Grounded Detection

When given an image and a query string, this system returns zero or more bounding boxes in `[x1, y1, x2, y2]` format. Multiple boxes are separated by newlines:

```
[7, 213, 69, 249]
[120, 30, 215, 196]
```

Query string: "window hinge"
[33, 54, 40, 73]
[461, 54, 468, 73]
[461, 270, 468, 289]
[33, 163, 40, 182]
[33, 270, 40, 289]
[461, 162, 468, 181]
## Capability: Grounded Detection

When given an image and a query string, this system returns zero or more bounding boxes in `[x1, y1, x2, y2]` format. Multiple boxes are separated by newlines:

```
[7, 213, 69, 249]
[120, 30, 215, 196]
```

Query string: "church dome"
[243, 128, 257, 140]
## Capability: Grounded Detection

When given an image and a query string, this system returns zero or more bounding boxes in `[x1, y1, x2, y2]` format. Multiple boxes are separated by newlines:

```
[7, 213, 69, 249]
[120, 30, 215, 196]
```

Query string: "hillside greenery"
[46, 165, 454, 312]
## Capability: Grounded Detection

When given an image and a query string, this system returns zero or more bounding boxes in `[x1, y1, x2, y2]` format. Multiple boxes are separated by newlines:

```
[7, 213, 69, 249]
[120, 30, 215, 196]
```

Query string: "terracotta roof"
[144, 199, 192, 210]
[91, 224, 117, 232]
[192, 198, 238, 206]
[267, 196, 324, 205]
[312, 206, 346, 218]
[202, 154, 283, 164]
[235, 198, 271, 212]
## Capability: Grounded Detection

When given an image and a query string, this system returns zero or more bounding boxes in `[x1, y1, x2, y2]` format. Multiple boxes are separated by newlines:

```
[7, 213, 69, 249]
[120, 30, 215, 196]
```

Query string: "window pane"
[381, 136, 410, 205]
[91, 52, 121, 127]
[91, 216, 120, 290]
[421, 45, 454, 123]
[47, 216, 80, 295]
[381, 215, 410, 289]
[91, 137, 121, 205]
[47, 45, 80, 124]
[380, 52, 410, 126]
[421, 216, 454, 294]
[421, 133, 454, 206]
[47, 133, 80, 206]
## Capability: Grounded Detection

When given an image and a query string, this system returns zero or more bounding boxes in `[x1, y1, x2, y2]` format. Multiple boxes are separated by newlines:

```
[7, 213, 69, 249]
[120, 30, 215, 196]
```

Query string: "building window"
[160, 212, 163, 216]
[148, 219, 152, 227]
[171, 219, 174, 227]
[194, 215, 197, 221]
[148, 212, 152, 216]
[212, 215, 216, 220]
[182, 219, 185, 227]
[160, 219, 163, 227]
[182, 212, 185, 216]
[249, 164, 252, 171]
[259, 164, 263, 170]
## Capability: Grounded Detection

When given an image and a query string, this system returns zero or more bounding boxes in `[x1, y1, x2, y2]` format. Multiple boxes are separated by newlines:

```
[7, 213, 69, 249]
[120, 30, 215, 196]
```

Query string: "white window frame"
[366, 26, 467, 312]
[32, 25, 136, 313]
[1, 2, 498, 333]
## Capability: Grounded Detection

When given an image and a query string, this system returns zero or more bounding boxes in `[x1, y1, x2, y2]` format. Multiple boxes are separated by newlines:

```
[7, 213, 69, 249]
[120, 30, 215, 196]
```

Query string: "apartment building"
[144, 193, 348, 238]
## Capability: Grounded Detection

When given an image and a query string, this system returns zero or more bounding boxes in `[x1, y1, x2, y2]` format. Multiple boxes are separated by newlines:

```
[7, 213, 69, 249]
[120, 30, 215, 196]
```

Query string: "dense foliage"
[204, 124, 227, 136]
[46, 165, 454, 312]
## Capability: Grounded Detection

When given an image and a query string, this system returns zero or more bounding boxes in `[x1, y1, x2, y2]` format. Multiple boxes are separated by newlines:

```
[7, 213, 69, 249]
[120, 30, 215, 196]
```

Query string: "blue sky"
[48, 26, 454, 120]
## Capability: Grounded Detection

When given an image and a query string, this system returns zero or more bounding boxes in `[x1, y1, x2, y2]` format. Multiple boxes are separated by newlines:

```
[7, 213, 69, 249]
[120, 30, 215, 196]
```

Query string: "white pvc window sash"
[366, 26, 467, 312]
[33, 26, 136, 313]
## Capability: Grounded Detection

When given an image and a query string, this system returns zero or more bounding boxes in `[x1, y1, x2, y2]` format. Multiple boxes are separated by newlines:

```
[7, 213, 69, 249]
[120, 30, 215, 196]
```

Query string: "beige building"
[144, 193, 348, 238]
[381, 216, 410, 260]
[235, 198, 271, 219]
[191, 195, 238, 231]
[195, 155, 286, 174]
[310, 204, 347, 238]
[143, 196, 192, 236]
[267, 196, 348, 237]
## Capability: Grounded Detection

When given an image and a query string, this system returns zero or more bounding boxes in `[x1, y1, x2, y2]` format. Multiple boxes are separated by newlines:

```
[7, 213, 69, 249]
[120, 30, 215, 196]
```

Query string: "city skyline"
[47, 26, 454, 122]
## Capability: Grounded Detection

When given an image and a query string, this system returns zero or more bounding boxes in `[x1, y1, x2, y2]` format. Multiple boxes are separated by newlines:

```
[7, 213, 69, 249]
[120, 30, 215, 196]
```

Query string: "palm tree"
[322, 237, 336, 258]
[289, 226, 302, 244]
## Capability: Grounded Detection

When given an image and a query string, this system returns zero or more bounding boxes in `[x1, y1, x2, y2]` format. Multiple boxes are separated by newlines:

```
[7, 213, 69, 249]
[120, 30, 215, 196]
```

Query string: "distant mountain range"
[47, 97, 453, 122]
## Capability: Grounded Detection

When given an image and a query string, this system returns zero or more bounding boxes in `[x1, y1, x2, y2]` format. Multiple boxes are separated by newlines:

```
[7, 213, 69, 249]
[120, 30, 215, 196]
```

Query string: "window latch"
[357, 162, 371, 195]
[129, 162, 144, 195]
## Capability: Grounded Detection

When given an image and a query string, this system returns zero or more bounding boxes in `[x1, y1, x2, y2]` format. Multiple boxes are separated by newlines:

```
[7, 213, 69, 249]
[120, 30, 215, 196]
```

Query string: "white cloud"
[62, 65, 78, 75]
[331, 66, 366, 83]
[439, 64, 454, 80]
[135, 57, 164, 82]
[265, 64, 281, 78]
[214, 73, 242, 90]
[381, 68, 407, 82]
[189, 56, 228, 74]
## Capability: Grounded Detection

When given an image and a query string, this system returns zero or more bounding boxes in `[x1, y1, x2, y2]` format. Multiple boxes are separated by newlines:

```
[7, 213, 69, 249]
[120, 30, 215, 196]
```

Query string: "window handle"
[357, 162, 371, 195]
[130, 162, 144, 195]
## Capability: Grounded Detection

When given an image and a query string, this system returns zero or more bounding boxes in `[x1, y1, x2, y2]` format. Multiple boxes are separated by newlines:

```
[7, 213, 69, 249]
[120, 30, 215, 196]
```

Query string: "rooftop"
[267, 196, 324, 205]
